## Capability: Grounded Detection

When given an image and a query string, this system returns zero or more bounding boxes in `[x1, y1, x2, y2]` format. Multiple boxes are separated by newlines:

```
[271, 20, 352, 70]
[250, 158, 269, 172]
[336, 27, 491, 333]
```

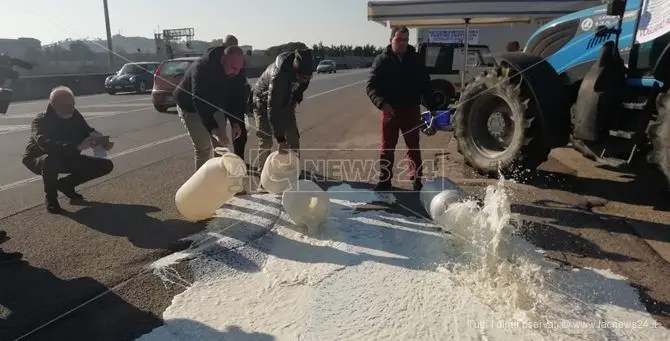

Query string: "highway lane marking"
[5, 70, 368, 116]
[0, 78, 367, 193]
[79, 103, 151, 108]
[0, 108, 150, 136]
[0, 111, 120, 119]
[0, 133, 189, 193]
[0, 125, 30, 133]
[305, 79, 366, 99]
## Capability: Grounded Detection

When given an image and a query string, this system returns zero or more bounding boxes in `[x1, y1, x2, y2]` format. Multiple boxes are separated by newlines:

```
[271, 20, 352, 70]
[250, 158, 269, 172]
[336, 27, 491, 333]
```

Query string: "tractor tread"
[453, 66, 550, 178]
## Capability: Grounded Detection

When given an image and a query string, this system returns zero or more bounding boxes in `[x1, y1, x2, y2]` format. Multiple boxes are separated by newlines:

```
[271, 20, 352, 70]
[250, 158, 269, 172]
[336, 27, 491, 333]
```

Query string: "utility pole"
[103, 0, 114, 70]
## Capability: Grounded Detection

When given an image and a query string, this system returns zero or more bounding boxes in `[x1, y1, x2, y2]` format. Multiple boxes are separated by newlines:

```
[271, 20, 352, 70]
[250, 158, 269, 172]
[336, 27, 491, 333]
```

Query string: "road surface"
[0, 68, 668, 340]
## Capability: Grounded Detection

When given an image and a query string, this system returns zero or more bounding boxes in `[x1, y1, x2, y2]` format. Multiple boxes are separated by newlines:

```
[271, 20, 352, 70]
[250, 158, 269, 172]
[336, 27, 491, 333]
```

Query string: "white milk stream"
[138, 180, 669, 341]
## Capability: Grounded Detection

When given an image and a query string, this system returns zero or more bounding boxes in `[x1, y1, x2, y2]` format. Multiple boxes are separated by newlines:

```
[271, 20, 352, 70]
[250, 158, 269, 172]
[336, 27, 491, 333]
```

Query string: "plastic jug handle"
[213, 147, 230, 156]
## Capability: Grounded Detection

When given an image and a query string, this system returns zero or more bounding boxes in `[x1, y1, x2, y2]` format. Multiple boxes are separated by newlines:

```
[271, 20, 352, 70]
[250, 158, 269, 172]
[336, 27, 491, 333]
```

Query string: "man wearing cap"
[251, 48, 313, 177]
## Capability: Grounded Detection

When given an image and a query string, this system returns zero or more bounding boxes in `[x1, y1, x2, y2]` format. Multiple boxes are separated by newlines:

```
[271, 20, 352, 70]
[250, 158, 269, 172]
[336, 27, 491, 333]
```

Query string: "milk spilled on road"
[138, 180, 669, 341]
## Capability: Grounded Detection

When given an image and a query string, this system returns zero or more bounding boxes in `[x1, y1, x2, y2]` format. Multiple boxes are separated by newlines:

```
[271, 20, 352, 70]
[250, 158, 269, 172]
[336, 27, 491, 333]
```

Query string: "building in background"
[0, 38, 41, 59]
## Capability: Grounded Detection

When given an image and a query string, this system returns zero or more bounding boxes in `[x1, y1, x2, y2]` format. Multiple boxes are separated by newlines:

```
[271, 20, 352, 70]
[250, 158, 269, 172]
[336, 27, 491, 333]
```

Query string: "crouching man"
[251, 48, 313, 175]
[22, 86, 114, 214]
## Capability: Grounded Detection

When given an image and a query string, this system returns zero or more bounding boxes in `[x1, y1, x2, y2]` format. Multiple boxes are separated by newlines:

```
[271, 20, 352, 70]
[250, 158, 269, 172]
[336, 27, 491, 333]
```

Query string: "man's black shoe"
[167, 239, 193, 252]
[0, 251, 23, 265]
[57, 180, 84, 202]
[373, 181, 393, 192]
[45, 197, 62, 214]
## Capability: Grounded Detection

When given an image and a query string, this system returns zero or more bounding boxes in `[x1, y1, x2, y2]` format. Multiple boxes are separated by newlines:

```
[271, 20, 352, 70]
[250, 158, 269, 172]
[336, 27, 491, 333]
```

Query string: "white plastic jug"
[281, 180, 329, 234]
[420, 177, 465, 222]
[175, 148, 247, 222]
[260, 150, 300, 194]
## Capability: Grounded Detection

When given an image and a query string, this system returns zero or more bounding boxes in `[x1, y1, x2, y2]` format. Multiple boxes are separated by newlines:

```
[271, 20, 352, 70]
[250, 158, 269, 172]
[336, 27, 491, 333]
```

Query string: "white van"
[419, 42, 497, 109]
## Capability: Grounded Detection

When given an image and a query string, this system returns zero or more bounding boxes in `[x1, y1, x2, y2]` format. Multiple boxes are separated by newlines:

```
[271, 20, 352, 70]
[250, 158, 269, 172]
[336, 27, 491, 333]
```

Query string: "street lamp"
[103, 0, 114, 69]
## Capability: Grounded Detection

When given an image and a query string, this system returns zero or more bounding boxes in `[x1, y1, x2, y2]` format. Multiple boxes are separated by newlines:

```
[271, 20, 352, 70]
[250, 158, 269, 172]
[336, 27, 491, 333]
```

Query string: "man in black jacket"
[174, 45, 246, 170]
[223, 34, 251, 160]
[251, 48, 313, 175]
[22, 86, 114, 214]
[366, 26, 437, 192]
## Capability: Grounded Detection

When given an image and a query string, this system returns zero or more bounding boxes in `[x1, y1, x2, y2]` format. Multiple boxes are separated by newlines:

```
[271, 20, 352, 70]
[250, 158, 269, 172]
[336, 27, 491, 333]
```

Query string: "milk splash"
[434, 178, 551, 323]
[433, 177, 666, 340]
[139, 179, 669, 341]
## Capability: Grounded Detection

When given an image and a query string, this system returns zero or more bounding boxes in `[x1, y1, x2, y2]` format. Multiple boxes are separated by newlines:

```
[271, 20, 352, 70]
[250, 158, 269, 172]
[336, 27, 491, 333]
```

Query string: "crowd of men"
[1, 28, 438, 264]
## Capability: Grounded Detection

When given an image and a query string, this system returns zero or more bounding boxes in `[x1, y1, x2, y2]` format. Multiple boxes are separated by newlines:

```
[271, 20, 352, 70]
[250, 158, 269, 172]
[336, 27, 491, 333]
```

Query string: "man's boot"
[373, 181, 393, 192]
[57, 178, 85, 203]
[45, 195, 62, 214]
[413, 179, 423, 192]
[0, 251, 23, 265]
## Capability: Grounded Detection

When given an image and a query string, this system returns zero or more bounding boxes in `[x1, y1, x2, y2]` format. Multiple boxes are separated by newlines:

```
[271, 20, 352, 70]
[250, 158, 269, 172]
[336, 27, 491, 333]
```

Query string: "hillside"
[49, 34, 213, 54]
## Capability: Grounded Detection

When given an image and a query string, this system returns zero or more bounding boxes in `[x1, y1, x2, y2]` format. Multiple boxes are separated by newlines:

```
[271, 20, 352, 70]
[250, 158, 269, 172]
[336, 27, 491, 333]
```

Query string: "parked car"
[151, 57, 198, 113]
[316, 59, 337, 74]
[105, 62, 160, 95]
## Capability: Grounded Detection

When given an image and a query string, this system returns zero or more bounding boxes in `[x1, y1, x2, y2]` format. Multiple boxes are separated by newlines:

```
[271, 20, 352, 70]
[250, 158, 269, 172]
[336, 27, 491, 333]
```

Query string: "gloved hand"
[421, 111, 438, 136]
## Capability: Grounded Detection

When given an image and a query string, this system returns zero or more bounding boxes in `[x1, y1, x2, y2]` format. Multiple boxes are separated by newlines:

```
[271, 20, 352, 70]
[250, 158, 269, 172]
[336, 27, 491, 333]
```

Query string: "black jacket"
[23, 104, 96, 160]
[252, 51, 310, 142]
[174, 45, 248, 131]
[366, 45, 436, 112]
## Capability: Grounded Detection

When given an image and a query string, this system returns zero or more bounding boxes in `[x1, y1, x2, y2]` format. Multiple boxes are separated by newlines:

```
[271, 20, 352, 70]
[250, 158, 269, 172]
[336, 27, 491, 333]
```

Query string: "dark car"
[105, 62, 160, 95]
[151, 57, 198, 112]
[316, 59, 337, 74]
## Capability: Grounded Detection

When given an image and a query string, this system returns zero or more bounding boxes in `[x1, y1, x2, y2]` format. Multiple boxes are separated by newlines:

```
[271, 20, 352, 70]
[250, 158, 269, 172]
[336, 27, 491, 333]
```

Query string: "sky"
[0, 0, 405, 49]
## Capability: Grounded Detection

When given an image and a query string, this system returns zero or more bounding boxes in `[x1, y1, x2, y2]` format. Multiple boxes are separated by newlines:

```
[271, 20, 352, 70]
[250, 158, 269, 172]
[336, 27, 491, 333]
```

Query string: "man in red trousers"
[366, 26, 437, 192]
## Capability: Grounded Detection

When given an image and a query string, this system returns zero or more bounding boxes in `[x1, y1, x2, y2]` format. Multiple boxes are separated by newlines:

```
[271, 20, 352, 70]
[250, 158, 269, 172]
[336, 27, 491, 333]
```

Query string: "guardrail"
[13, 66, 270, 102]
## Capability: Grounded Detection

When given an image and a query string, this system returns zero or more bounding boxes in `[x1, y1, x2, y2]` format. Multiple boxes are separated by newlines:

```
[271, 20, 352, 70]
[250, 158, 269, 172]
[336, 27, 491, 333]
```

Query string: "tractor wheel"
[651, 91, 670, 189]
[422, 79, 455, 111]
[453, 67, 550, 178]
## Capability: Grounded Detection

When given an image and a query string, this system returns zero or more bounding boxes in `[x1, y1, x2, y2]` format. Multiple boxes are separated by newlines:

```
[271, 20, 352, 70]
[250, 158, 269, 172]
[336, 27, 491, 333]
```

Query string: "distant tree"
[68, 40, 95, 61]
[43, 45, 68, 61]
[264, 42, 308, 57]
[23, 46, 43, 64]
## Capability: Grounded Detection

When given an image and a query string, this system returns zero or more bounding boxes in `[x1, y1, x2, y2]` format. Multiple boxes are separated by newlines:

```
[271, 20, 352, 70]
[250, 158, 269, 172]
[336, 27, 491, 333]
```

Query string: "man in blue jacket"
[174, 45, 246, 170]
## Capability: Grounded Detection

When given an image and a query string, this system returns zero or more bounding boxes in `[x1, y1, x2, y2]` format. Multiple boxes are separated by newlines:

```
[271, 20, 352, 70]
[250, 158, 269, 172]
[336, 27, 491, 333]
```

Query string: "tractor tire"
[422, 79, 455, 110]
[453, 66, 550, 178]
[651, 91, 670, 189]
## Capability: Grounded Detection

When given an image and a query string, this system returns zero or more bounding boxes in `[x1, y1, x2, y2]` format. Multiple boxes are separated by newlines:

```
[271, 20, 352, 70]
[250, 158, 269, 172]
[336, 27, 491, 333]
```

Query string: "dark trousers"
[232, 118, 248, 159]
[23, 154, 114, 198]
[379, 106, 423, 183]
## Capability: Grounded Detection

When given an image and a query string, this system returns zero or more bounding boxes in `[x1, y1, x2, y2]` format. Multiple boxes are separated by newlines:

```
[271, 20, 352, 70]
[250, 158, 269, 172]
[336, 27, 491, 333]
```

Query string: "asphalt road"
[1, 67, 669, 340]
[0, 69, 374, 341]
[0, 70, 368, 217]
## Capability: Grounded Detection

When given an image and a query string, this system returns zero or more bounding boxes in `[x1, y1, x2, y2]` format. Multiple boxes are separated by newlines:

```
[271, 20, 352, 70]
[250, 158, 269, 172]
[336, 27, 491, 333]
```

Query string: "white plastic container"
[281, 180, 329, 234]
[175, 148, 247, 222]
[420, 177, 465, 222]
[260, 150, 300, 194]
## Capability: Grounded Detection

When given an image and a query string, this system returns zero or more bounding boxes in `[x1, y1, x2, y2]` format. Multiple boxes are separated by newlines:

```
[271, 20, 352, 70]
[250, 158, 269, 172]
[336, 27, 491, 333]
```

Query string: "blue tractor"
[452, 0, 670, 189]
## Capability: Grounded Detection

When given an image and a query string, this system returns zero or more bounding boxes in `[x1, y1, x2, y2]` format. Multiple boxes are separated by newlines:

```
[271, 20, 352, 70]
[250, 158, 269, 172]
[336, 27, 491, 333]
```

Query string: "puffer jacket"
[174, 45, 248, 131]
[252, 51, 310, 142]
